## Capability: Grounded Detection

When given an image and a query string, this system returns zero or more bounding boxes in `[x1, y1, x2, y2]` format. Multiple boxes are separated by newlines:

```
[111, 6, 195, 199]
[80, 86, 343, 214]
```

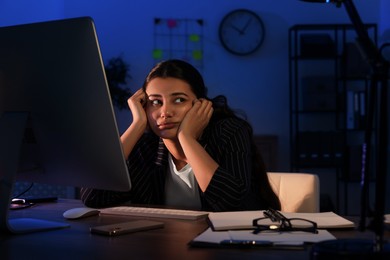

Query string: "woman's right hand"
[120, 88, 148, 158]
[128, 88, 148, 128]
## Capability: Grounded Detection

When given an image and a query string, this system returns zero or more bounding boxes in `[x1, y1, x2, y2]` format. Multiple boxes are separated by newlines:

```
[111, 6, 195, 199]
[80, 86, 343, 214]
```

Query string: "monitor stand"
[0, 112, 69, 234]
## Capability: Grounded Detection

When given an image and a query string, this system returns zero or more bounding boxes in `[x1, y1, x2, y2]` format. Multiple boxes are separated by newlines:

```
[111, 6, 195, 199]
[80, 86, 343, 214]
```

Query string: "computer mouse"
[63, 207, 100, 220]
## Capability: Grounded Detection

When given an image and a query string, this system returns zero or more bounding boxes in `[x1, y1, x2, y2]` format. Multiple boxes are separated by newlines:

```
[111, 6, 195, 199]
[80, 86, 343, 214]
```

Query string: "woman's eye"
[150, 99, 161, 106]
[174, 97, 186, 103]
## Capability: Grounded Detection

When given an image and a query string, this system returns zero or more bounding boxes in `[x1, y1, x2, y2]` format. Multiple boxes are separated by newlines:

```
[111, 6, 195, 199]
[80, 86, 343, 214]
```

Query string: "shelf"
[292, 163, 343, 169]
[290, 55, 340, 60]
[289, 23, 377, 31]
[293, 110, 339, 114]
[289, 23, 378, 214]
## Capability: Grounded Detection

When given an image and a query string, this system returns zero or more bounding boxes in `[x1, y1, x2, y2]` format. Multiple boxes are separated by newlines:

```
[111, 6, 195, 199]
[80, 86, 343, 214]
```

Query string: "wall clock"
[219, 9, 265, 56]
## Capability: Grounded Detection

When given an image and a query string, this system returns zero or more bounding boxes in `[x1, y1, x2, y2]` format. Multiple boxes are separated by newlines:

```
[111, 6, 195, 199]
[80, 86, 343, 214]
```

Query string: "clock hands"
[241, 17, 252, 33]
[229, 18, 252, 35]
[229, 24, 244, 34]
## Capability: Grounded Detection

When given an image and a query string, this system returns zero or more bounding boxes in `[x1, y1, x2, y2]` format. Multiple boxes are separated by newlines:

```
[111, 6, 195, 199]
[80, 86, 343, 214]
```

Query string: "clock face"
[219, 9, 265, 56]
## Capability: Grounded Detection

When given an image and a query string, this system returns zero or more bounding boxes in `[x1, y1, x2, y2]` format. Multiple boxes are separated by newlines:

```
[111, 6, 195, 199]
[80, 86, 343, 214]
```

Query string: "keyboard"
[99, 206, 209, 220]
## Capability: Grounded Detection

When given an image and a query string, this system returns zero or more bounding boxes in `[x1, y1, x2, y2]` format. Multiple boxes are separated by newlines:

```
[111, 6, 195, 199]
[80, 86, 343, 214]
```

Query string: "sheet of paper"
[191, 227, 336, 246]
[208, 211, 355, 231]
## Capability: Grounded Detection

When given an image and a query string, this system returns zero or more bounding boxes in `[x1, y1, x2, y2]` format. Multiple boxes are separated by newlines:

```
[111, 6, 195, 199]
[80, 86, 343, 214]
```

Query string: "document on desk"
[189, 227, 336, 248]
[208, 211, 355, 231]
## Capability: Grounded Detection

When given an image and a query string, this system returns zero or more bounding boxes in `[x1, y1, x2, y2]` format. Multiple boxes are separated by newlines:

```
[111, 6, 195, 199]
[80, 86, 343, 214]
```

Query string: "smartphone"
[90, 220, 164, 236]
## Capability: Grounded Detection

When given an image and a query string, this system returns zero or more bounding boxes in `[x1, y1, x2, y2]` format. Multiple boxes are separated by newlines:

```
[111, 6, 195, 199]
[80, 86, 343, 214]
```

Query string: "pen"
[220, 239, 273, 247]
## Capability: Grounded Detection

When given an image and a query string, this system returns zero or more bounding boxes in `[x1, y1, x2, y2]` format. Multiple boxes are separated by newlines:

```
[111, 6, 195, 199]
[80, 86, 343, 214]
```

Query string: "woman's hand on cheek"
[178, 99, 213, 140]
[128, 88, 148, 128]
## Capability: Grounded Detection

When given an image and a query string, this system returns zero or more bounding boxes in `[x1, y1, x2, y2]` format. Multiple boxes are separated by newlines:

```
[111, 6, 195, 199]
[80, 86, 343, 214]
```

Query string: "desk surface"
[0, 199, 387, 260]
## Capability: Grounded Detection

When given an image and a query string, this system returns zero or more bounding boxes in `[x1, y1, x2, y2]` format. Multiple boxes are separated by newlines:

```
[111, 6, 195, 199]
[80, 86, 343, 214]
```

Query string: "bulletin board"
[153, 18, 204, 70]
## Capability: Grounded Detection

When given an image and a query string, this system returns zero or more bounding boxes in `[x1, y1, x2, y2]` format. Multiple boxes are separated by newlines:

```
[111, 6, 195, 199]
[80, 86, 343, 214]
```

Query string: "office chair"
[267, 172, 320, 213]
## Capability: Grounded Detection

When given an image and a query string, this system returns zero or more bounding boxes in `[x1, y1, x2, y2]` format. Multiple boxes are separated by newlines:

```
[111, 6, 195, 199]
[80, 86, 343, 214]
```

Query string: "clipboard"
[188, 228, 336, 249]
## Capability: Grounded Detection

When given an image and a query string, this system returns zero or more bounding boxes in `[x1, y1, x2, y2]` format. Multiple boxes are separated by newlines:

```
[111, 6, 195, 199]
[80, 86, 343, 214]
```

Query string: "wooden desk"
[0, 199, 387, 260]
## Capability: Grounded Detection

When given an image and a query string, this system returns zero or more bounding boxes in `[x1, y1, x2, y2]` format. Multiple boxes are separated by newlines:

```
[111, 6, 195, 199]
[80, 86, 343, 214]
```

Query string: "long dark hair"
[142, 59, 208, 98]
[143, 59, 280, 210]
[142, 59, 238, 120]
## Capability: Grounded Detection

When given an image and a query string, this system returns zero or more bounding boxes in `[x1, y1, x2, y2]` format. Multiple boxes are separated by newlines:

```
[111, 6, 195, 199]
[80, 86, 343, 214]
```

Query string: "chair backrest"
[267, 172, 320, 213]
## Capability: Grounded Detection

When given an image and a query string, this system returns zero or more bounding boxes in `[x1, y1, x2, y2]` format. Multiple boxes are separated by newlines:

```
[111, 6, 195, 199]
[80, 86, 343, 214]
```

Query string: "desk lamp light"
[299, 0, 389, 258]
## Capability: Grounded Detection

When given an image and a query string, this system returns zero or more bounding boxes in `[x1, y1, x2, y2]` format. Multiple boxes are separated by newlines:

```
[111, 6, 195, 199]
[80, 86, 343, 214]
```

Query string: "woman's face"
[145, 77, 197, 139]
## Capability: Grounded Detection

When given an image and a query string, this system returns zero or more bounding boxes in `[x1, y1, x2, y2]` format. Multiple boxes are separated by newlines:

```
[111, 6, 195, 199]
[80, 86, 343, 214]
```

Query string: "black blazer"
[81, 117, 269, 211]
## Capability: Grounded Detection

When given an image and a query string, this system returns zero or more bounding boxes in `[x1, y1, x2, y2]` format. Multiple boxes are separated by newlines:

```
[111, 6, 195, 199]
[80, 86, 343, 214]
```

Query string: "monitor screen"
[0, 17, 131, 233]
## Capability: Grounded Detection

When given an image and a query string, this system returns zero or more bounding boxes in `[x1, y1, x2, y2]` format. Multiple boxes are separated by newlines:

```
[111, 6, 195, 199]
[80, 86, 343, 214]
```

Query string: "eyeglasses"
[10, 198, 35, 210]
[252, 208, 318, 234]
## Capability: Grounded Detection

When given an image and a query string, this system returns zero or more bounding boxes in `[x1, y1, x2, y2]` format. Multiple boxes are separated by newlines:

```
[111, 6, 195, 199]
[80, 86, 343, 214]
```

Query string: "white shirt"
[164, 153, 201, 210]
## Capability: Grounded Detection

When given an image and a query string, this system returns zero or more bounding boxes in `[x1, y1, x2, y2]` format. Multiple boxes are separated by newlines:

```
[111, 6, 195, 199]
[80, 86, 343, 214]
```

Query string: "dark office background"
[1, 0, 389, 215]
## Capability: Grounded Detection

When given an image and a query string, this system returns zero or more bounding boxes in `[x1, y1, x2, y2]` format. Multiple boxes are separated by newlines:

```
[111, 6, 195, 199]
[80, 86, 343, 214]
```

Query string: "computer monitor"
[0, 17, 131, 234]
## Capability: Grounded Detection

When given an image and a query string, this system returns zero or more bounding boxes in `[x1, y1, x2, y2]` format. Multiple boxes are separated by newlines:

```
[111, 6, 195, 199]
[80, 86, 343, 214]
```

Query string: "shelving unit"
[288, 24, 378, 214]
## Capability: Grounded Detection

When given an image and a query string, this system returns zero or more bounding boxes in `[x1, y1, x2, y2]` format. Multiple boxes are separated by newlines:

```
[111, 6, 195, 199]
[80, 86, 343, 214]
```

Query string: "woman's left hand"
[178, 98, 213, 141]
